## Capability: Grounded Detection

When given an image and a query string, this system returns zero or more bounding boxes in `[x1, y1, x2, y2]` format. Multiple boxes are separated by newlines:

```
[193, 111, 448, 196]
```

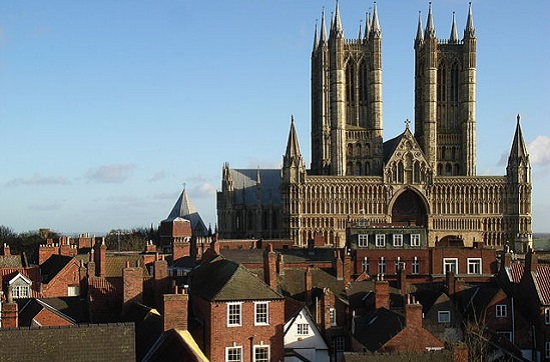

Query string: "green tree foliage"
[0, 226, 60, 264]
[105, 227, 159, 251]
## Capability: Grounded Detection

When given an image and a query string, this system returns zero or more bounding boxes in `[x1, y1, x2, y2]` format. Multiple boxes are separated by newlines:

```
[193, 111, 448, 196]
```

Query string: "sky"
[0, 0, 549, 235]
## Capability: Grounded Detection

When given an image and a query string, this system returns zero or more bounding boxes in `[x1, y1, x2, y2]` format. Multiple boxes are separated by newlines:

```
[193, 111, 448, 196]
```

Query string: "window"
[443, 258, 458, 274]
[410, 234, 421, 247]
[329, 308, 336, 326]
[496, 304, 507, 318]
[497, 331, 512, 341]
[362, 257, 369, 274]
[254, 302, 269, 325]
[375, 234, 386, 247]
[545, 308, 550, 325]
[333, 336, 345, 352]
[253, 345, 269, 362]
[227, 303, 242, 326]
[297, 323, 309, 335]
[12, 285, 30, 299]
[393, 234, 403, 247]
[546, 341, 550, 359]
[378, 257, 386, 274]
[358, 234, 368, 247]
[226, 346, 242, 362]
[468, 258, 482, 274]
[68, 285, 80, 297]
[438, 311, 451, 323]
[394, 257, 402, 273]
[412, 257, 420, 275]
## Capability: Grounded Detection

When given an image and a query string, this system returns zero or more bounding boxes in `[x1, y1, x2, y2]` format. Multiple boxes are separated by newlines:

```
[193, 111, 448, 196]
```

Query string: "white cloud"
[528, 136, 550, 166]
[86, 164, 135, 183]
[149, 171, 173, 182]
[5, 173, 71, 187]
[190, 182, 216, 199]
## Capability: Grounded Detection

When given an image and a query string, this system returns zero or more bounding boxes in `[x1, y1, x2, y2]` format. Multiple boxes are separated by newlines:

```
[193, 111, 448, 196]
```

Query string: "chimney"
[455, 278, 466, 295]
[163, 287, 189, 332]
[59, 236, 71, 257]
[404, 295, 423, 328]
[94, 238, 107, 277]
[398, 266, 407, 295]
[154, 257, 170, 311]
[78, 260, 88, 297]
[343, 249, 352, 283]
[305, 266, 313, 305]
[446, 271, 456, 296]
[333, 250, 343, 281]
[87, 249, 96, 277]
[263, 244, 278, 290]
[123, 261, 143, 310]
[277, 254, 285, 276]
[374, 274, 390, 310]
[448, 341, 469, 362]
[2, 287, 18, 328]
[526, 248, 538, 273]
[3, 243, 10, 256]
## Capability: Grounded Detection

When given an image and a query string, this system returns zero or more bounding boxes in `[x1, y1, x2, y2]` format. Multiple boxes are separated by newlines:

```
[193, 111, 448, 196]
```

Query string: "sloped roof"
[143, 329, 209, 362]
[346, 280, 404, 310]
[219, 247, 336, 265]
[228, 168, 282, 205]
[505, 263, 524, 283]
[353, 308, 404, 352]
[532, 265, 550, 305]
[17, 298, 77, 326]
[40, 254, 75, 284]
[121, 302, 163, 361]
[278, 267, 345, 302]
[189, 257, 283, 301]
[163, 189, 208, 236]
[0, 255, 23, 268]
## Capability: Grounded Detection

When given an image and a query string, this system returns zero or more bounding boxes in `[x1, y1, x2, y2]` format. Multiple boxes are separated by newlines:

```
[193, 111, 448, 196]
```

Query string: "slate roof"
[17, 297, 88, 326]
[143, 329, 209, 362]
[353, 308, 405, 352]
[104, 254, 146, 277]
[219, 247, 337, 265]
[346, 280, 404, 311]
[0, 255, 23, 268]
[163, 189, 208, 236]
[189, 257, 283, 301]
[121, 302, 163, 362]
[383, 133, 405, 164]
[279, 267, 345, 302]
[40, 254, 74, 284]
[229, 168, 282, 205]
[343, 351, 453, 362]
[0, 323, 135, 362]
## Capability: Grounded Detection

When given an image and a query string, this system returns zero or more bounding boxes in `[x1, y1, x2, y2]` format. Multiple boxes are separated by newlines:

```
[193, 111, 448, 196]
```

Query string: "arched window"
[365, 162, 371, 175]
[355, 162, 362, 176]
[346, 61, 357, 125]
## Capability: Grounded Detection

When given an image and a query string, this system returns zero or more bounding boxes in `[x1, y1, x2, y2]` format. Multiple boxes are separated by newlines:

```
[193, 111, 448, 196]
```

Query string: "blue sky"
[0, 1, 549, 235]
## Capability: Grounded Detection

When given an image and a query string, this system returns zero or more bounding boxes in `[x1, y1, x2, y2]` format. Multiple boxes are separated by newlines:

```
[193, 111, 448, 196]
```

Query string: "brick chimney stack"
[3, 243, 10, 256]
[334, 250, 343, 281]
[526, 248, 538, 273]
[398, 266, 407, 295]
[123, 261, 143, 310]
[87, 249, 96, 277]
[277, 254, 285, 276]
[446, 271, 456, 296]
[374, 274, 390, 310]
[94, 238, 107, 277]
[263, 244, 278, 290]
[305, 266, 313, 305]
[154, 256, 170, 311]
[163, 287, 189, 332]
[404, 294, 423, 328]
[343, 248, 352, 283]
[2, 287, 18, 328]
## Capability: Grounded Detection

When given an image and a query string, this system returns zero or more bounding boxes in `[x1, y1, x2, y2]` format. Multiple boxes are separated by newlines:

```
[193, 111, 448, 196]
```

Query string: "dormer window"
[8, 273, 32, 299]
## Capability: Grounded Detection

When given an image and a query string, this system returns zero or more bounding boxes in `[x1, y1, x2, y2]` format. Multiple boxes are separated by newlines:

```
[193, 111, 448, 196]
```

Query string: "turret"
[506, 114, 531, 185]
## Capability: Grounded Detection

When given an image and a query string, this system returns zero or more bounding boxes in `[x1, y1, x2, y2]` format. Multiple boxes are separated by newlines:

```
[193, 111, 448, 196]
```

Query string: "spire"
[509, 114, 529, 162]
[365, 12, 372, 39]
[358, 21, 363, 41]
[424, 2, 436, 39]
[464, 2, 475, 38]
[284, 115, 303, 162]
[320, 10, 327, 43]
[370, 2, 381, 38]
[313, 20, 319, 51]
[164, 188, 209, 236]
[331, 0, 344, 37]
[415, 11, 424, 45]
[450, 12, 459, 43]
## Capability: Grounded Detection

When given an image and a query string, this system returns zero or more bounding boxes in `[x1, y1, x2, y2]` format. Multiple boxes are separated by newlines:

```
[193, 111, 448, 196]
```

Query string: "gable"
[32, 307, 75, 327]
[383, 129, 431, 184]
[381, 327, 444, 353]
[284, 307, 328, 350]
[9, 272, 32, 287]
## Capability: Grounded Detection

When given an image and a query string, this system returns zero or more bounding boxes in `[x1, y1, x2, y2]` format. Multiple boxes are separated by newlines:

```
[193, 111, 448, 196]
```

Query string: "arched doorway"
[391, 190, 427, 226]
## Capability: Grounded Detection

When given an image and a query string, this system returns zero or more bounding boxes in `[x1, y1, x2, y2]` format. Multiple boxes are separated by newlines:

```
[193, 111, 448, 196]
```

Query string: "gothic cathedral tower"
[414, 4, 476, 176]
[310, 3, 383, 176]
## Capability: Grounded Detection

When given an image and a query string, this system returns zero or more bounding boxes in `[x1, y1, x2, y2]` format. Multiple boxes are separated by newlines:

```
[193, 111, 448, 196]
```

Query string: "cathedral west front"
[217, 3, 532, 252]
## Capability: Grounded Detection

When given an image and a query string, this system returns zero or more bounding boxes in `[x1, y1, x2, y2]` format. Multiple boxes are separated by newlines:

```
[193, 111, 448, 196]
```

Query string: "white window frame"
[379, 257, 386, 274]
[253, 345, 270, 362]
[375, 234, 386, 247]
[443, 258, 458, 274]
[412, 256, 420, 275]
[496, 304, 507, 318]
[358, 234, 368, 247]
[12, 285, 30, 299]
[410, 234, 421, 247]
[394, 257, 401, 273]
[393, 234, 403, 247]
[545, 308, 550, 325]
[67, 285, 80, 297]
[329, 307, 337, 326]
[362, 257, 369, 274]
[438, 310, 451, 323]
[254, 301, 269, 326]
[546, 341, 550, 359]
[296, 323, 309, 335]
[467, 258, 482, 275]
[227, 302, 242, 327]
[226, 346, 243, 362]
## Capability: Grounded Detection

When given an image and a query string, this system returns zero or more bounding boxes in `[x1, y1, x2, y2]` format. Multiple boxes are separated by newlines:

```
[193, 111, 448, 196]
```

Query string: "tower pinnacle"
[424, 2, 436, 39]
[415, 11, 424, 45]
[370, 2, 381, 38]
[464, 2, 475, 38]
[450, 12, 459, 43]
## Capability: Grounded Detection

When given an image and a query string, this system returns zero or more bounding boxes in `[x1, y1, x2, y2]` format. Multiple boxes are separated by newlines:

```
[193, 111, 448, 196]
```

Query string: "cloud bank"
[86, 164, 135, 183]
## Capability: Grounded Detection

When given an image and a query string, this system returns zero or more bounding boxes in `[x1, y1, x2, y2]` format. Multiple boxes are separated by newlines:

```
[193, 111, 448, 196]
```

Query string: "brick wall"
[34, 308, 74, 327]
[41, 259, 81, 298]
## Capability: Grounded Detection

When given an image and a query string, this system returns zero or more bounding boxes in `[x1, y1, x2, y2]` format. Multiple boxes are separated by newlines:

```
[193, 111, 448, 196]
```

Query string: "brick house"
[40, 254, 85, 298]
[188, 256, 285, 361]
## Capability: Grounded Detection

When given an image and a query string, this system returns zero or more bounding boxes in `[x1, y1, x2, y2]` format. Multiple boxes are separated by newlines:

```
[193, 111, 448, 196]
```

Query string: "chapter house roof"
[164, 189, 208, 236]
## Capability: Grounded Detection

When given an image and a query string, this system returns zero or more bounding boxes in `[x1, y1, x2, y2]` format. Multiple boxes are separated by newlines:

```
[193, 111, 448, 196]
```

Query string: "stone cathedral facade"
[217, 4, 532, 251]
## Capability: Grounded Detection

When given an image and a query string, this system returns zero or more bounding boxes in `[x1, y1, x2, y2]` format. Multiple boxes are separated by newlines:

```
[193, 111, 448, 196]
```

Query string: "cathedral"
[217, 3, 532, 251]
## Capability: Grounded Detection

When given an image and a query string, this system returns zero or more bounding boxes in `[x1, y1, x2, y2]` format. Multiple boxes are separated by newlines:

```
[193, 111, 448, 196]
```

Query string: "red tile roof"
[534, 265, 550, 305]
[505, 263, 524, 283]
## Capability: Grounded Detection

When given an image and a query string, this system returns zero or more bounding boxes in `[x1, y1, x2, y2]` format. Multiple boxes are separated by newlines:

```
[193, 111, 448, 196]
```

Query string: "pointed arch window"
[437, 65, 447, 102]
[346, 61, 357, 125]
[359, 61, 368, 103]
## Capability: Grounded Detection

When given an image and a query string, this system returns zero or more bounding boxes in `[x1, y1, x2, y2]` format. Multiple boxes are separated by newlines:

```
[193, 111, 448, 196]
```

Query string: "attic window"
[438, 311, 451, 323]
[12, 285, 30, 299]
[296, 324, 309, 335]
